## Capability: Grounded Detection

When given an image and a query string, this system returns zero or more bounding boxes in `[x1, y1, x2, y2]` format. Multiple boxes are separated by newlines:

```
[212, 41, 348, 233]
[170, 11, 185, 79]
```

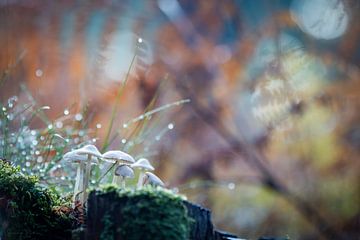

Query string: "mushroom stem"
[116, 175, 122, 185]
[73, 164, 82, 203]
[121, 177, 126, 188]
[82, 154, 92, 203]
[112, 162, 119, 184]
[137, 171, 145, 188]
[78, 162, 85, 202]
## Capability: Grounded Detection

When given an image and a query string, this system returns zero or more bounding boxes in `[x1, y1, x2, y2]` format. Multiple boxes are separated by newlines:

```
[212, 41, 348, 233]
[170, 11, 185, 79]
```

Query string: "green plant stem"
[102, 54, 137, 152]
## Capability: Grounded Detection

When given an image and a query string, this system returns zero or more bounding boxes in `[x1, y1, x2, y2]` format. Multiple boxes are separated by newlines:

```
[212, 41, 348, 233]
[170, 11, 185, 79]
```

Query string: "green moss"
[100, 213, 115, 240]
[0, 161, 75, 240]
[91, 185, 192, 240]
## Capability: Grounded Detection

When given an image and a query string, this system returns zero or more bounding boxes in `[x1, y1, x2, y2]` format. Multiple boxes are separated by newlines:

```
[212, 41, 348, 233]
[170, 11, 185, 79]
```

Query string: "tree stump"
[85, 189, 239, 240]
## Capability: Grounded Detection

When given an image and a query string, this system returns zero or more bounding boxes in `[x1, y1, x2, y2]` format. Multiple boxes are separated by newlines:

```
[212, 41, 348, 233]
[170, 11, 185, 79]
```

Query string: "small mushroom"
[142, 172, 164, 187]
[74, 145, 102, 203]
[131, 158, 154, 188]
[102, 150, 135, 184]
[63, 149, 97, 203]
[115, 164, 134, 188]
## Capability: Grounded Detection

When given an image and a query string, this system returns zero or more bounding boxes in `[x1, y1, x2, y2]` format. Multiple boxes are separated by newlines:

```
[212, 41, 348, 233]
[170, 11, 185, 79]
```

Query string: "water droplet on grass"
[37, 156, 43, 163]
[56, 121, 63, 128]
[75, 113, 83, 121]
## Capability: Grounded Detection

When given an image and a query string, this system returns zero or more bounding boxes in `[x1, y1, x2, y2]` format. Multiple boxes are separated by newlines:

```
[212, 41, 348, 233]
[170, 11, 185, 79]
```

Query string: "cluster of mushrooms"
[63, 144, 164, 204]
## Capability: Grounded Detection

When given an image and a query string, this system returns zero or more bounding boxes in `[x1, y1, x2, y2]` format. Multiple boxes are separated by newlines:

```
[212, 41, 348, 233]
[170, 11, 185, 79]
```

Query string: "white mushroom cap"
[75, 144, 102, 158]
[115, 165, 134, 178]
[63, 149, 98, 164]
[102, 150, 135, 164]
[131, 158, 154, 171]
[143, 172, 164, 187]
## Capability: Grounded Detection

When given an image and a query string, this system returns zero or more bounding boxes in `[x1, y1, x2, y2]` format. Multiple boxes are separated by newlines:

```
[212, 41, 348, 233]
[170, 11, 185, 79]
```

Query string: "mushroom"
[114, 164, 134, 188]
[102, 150, 135, 184]
[63, 149, 98, 203]
[74, 144, 102, 203]
[142, 172, 164, 187]
[131, 158, 154, 188]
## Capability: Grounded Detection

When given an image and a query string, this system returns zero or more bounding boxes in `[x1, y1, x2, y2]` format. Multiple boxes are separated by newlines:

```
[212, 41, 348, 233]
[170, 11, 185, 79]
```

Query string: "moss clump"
[88, 185, 192, 240]
[0, 161, 75, 240]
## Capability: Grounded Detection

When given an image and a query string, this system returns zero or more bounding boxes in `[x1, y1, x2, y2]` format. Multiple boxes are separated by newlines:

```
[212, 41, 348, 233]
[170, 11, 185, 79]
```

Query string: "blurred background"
[1, 0, 359, 239]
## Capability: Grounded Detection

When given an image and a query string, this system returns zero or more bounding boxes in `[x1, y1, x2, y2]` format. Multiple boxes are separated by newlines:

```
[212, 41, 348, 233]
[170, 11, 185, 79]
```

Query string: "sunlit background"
[1, 0, 359, 239]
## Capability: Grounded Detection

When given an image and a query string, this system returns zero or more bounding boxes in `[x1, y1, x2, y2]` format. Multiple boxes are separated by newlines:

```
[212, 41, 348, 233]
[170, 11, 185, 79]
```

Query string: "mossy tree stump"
[86, 186, 191, 240]
[85, 186, 238, 240]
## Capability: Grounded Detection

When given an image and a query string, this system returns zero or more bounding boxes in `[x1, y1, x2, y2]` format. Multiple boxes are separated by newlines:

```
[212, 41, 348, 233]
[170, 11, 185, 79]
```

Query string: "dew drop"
[55, 121, 63, 128]
[64, 109, 69, 115]
[75, 113, 83, 121]
[123, 123, 128, 128]
[167, 123, 174, 129]
[138, 37, 143, 43]
[96, 123, 102, 129]
[227, 182, 235, 190]
[35, 69, 43, 77]
[25, 162, 31, 167]
[121, 139, 127, 144]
